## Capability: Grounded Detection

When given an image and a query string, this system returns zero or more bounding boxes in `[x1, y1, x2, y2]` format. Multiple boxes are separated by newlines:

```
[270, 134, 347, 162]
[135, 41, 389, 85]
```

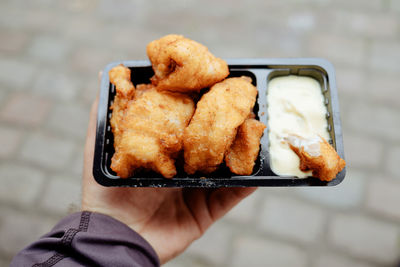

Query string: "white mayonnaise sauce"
[267, 75, 330, 178]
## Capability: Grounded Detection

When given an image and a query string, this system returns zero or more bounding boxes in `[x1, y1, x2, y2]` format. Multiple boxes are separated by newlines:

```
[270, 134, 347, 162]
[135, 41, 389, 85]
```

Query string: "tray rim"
[93, 58, 346, 187]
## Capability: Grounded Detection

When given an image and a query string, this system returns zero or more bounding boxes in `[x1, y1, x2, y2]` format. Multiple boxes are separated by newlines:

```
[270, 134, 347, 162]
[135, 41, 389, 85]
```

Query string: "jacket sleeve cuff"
[11, 211, 160, 267]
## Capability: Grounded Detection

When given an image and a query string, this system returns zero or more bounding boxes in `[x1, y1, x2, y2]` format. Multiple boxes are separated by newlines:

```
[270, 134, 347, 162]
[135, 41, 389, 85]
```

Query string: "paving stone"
[97, 0, 144, 20]
[59, 0, 97, 13]
[32, 69, 81, 101]
[259, 196, 325, 243]
[287, 12, 316, 32]
[0, 89, 7, 105]
[0, 163, 45, 206]
[24, 7, 64, 32]
[366, 72, 400, 106]
[63, 17, 111, 47]
[186, 221, 232, 266]
[306, 34, 366, 66]
[0, 126, 23, 157]
[295, 168, 365, 209]
[314, 253, 374, 267]
[367, 178, 400, 220]
[70, 46, 115, 75]
[0, 29, 29, 54]
[160, 259, 184, 267]
[391, 0, 400, 12]
[369, 41, 400, 73]
[243, 31, 304, 58]
[81, 77, 99, 105]
[347, 101, 400, 141]
[0, 2, 61, 31]
[0, 5, 27, 30]
[46, 103, 89, 139]
[0, 209, 55, 256]
[307, 0, 330, 4]
[331, 11, 398, 38]
[343, 133, 384, 169]
[231, 235, 307, 267]
[0, 257, 12, 267]
[28, 35, 70, 63]
[386, 145, 400, 179]
[335, 67, 366, 95]
[0, 92, 51, 126]
[328, 214, 399, 264]
[162, 259, 194, 267]
[111, 27, 153, 56]
[327, 0, 383, 10]
[19, 132, 75, 170]
[40, 175, 81, 215]
[6, 0, 58, 8]
[0, 58, 35, 89]
[225, 188, 261, 224]
[163, 254, 210, 267]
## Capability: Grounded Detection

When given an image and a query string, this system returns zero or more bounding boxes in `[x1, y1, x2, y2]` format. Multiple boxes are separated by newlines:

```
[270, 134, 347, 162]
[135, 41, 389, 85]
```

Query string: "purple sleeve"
[10, 211, 160, 267]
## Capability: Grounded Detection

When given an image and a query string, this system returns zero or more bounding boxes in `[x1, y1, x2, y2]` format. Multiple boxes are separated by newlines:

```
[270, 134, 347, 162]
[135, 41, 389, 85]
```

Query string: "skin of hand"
[81, 95, 257, 264]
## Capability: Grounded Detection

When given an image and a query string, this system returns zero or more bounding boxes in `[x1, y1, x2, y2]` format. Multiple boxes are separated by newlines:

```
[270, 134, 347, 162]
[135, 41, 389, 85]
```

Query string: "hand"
[81, 96, 256, 264]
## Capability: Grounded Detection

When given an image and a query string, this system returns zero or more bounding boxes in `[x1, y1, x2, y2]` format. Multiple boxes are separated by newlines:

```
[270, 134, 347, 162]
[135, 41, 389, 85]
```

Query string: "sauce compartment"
[93, 59, 345, 187]
[264, 68, 334, 178]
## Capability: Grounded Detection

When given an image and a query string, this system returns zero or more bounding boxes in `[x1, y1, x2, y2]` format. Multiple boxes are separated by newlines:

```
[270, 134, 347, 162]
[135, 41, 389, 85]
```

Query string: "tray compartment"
[101, 66, 264, 181]
[93, 58, 346, 187]
[264, 67, 336, 178]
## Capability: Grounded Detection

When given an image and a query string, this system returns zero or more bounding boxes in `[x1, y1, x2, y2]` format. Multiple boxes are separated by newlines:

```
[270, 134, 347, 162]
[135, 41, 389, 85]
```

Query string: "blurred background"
[0, 0, 399, 266]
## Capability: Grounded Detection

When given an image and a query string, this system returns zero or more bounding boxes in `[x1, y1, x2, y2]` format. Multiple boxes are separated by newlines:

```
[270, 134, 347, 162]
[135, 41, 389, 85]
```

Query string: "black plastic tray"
[93, 58, 346, 187]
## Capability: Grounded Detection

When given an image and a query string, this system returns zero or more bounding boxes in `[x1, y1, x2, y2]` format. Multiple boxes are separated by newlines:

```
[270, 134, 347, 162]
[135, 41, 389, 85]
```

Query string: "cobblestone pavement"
[0, 0, 399, 266]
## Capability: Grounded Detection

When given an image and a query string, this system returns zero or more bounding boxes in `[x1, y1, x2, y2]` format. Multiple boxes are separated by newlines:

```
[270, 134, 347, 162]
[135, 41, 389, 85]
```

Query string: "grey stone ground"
[0, 0, 399, 266]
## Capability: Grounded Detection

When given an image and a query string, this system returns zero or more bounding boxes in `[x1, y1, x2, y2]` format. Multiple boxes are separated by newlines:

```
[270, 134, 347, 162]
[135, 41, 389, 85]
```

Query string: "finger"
[98, 71, 103, 82]
[182, 188, 214, 234]
[83, 71, 102, 184]
[84, 96, 99, 163]
[208, 187, 257, 221]
[82, 95, 99, 186]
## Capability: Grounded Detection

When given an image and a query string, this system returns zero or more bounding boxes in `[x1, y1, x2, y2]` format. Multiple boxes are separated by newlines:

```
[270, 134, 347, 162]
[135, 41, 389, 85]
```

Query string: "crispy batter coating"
[109, 64, 135, 148]
[109, 64, 135, 99]
[109, 65, 195, 178]
[287, 135, 346, 181]
[147, 34, 229, 93]
[183, 77, 258, 174]
[225, 118, 266, 175]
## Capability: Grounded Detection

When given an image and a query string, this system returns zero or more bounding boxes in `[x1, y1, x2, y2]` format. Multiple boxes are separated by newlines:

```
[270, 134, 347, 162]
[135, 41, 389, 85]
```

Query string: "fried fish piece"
[109, 64, 135, 99]
[147, 34, 229, 93]
[225, 118, 266, 175]
[285, 134, 346, 181]
[109, 65, 195, 178]
[183, 77, 258, 174]
[109, 64, 135, 148]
